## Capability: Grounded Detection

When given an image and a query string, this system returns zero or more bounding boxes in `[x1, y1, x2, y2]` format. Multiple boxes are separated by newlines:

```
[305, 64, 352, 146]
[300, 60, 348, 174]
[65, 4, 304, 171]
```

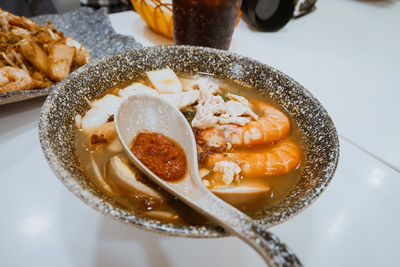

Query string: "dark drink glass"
[172, 0, 242, 50]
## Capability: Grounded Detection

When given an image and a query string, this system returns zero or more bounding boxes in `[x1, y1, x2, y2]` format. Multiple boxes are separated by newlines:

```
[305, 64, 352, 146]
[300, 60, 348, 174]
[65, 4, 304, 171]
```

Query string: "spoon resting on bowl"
[115, 92, 302, 267]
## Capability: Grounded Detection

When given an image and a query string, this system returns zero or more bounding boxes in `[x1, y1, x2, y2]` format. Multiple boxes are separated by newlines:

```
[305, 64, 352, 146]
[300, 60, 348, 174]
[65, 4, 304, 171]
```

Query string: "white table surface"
[1, 1, 400, 266]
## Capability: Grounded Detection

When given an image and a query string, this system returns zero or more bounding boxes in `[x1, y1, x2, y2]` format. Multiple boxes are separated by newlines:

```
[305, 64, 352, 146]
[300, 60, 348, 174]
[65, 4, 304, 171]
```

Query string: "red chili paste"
[130, 132, 187, 181]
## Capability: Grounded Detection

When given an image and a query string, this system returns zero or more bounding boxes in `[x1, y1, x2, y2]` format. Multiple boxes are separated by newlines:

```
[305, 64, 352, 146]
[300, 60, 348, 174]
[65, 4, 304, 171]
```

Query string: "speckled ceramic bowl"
[39, 46, 339, 238]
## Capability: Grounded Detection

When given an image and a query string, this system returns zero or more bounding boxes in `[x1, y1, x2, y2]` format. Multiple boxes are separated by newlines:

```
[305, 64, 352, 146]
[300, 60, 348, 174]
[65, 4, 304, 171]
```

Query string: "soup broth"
[75, 72, 304, 224]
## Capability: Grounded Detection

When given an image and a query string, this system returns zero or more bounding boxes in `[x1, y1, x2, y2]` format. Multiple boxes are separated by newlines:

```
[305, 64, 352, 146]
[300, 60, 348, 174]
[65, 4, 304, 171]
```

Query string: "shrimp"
[0, 66, 32, 93]
[205, 139, 301, 177]
[198, 100, 290, 147]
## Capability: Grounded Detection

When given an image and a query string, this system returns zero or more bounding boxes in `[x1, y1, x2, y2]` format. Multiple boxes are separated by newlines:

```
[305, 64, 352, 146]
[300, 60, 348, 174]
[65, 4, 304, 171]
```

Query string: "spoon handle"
[115, 93, 302, 266]
[195, 192, 303, 267]
[243, 221, 303, 267]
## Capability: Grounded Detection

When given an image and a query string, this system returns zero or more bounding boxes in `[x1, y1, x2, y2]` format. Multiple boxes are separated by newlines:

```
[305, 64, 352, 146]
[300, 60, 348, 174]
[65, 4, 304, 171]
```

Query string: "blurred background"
[0, 0, 135, 16]
[52, 0, 79, 13]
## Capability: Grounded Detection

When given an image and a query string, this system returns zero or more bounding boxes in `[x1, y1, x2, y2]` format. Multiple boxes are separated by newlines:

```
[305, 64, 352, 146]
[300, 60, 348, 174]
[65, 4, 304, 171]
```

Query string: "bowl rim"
[39, 45, 339, 238]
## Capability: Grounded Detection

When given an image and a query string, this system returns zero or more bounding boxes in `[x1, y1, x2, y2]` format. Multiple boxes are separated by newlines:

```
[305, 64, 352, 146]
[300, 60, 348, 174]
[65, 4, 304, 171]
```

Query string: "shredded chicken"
[0, 8, 90, 93]
[213, 160, 241, 185]
[190, 78, 258, 129]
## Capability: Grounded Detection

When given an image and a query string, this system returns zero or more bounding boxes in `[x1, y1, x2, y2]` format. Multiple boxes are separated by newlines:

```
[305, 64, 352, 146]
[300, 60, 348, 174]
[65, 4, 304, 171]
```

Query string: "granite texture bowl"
[39, 46, 339, 238]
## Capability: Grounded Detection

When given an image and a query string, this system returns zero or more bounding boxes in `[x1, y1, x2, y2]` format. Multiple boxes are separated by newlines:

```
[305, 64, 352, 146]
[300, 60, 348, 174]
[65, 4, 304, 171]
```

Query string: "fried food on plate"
[0, 9, 90, 93]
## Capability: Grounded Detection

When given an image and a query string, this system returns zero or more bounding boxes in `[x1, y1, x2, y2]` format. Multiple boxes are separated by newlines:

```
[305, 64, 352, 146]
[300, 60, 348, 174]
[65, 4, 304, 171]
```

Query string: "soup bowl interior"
[39, 46, 339, 238]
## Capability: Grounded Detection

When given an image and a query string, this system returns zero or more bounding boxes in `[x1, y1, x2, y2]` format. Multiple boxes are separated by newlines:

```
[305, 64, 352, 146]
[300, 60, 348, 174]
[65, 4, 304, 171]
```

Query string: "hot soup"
[75, 68, 304, 225]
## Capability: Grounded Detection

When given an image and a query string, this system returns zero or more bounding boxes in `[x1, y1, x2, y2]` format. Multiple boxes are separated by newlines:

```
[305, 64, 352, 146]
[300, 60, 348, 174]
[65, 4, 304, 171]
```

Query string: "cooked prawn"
[206, 139, 301, 177]
[198, 100, 290, 147]
[0, 66, 32, 93]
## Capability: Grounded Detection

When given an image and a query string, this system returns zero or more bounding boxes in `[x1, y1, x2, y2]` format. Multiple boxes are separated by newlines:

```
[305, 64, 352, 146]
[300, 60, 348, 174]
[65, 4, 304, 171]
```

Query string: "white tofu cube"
[146, 68, 182, 94]
[118, 83, 157, 98]
[92, 94, 122, 115]
[81, 107, 109, 131]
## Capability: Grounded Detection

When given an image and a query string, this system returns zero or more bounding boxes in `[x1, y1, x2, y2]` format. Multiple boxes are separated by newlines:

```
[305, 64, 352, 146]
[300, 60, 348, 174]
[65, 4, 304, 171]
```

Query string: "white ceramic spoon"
[115, 93, 302, 267]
